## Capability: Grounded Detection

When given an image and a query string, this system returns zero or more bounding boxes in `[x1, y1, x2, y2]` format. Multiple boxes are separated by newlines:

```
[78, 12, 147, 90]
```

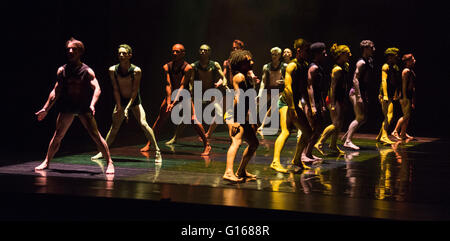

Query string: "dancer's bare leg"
[271, 106, 290, 173]
[92, 105, 125, 159]
[236, 124, 259, 178]
[223, 123, 244, 182]
[191, 102, 211, 156]
[79, 113, 114, 174]
[35, 113, 75, 170]
[132, 105, 162, 161]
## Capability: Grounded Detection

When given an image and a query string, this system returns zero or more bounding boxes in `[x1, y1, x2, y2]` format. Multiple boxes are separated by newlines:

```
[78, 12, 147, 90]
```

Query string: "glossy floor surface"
[1, 131, 449, 221]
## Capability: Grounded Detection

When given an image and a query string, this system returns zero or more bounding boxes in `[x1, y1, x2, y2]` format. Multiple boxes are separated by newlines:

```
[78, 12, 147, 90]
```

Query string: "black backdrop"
[3, 0, 449, 158]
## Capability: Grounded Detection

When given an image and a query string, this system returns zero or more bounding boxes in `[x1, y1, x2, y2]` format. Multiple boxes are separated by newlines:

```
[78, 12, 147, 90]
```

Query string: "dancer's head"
[283, 48, 292, 62]
[172, 44, 186, 61]
[402, 53, 416, 68]
[293, 38, 310, 60]
[270, 47, 282, 63]
[330, 43, 351, 64]
[199, 44, 211, 60]
[232, 39, 245, 51]
[229, 49, 253, 74]
[65, 37, 84, 63]
[384, 47, 400, 65]
[310, 42, 327, 63]
[360, 40, 375, 58]
[118, 44, 132, 63]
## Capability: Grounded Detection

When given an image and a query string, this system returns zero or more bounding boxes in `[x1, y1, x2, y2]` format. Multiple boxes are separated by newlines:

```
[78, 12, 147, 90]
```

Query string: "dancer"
[314, 43, 352, 156]
[341, 40, 375, 150]
[223, 40, 260, 89]
[283, 48, 293, 63]
[270, 38, 313, 173]
[166, 44, 227, 143]
[151, 44, 211, 155]
[35, 38, 114, 174]
[392, 53, 416, 140]
[304, 42, 328, 161]
[376, 47, 401, 145]
[223, 49, 259, 182]
[92, 44, 162, 162]
[256, 47, 287, 134]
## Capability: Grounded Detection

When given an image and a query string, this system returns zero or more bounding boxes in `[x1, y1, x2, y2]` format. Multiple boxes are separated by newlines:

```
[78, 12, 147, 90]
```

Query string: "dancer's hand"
[311, 106, 317, 116]
[167, 103, 174, 112]
[35, 108, 47, 121]
[90, 105, 96, 116]
[124, 107, 129, 122]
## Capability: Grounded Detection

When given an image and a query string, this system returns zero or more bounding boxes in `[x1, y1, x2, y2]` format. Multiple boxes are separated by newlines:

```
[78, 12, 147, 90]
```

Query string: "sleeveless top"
[225, 71, 254, 123]
[113, 63, 141, 106]
[167, 61, 189, 90]
[57, 63, 93, 113]
[282, 58, 309, 110]
[309, 62, 326, 109]
[330, 63, 350, 102]
[262, 61, 287, 90]
[357, 57, 374, 101]
[404, 68, 416, 100]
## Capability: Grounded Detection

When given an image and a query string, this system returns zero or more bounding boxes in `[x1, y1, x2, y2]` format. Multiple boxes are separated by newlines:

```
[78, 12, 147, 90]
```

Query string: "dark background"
[3, 0, 449, 158]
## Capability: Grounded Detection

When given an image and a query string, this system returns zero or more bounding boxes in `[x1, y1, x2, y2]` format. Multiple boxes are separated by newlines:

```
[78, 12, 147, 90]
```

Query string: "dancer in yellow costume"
[392, 54, 416, 141]
[314, 44, 351, 156]
[270, 38, 313, 173]
[376, 47, 401, 145]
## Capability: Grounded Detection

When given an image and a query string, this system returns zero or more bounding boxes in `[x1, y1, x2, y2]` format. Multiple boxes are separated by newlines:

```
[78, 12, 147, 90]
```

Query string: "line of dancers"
[35, 37, 416, 182]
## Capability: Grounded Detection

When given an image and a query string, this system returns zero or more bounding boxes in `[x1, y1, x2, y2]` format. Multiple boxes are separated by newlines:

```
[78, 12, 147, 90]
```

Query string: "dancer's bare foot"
[236, 170, 257, 179]
[91, 152, 103, 160]
[200, 144, 212, 156]
[140, 142, 152, 152]
[165, 138, 177, 145]
[314, 143, 325, 156]
[35, 161, 49, 171]
[106, 162, 115, 174]
[155, 150, 162, 163]
[391, 130, 401, 140]
[223, 171, 243, 182]
[270, 161, 289, 173]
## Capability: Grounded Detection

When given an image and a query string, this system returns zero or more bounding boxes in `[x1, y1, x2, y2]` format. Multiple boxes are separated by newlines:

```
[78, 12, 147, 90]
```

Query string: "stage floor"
[1, 131, 449, 221]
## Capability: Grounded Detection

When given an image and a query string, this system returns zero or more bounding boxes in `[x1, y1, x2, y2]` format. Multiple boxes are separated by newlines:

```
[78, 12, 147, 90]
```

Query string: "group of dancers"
[34, 37, 416, 182]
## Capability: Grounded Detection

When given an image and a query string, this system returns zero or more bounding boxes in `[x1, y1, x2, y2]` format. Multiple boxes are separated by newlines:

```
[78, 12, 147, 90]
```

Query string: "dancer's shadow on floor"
[44, 168, 102, 176]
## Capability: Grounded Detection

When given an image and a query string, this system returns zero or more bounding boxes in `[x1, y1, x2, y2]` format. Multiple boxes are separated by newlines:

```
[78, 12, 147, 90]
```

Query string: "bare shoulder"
[233, 73, 245, 82]
[134, 66, 142, 74]
[286, 62, 297, 73]
[382, 63, 389, 71]
[309, 64, 318, 72]
[402, 68, 411, 75]
[214, 61, 222, 69]
[184, 63, 193, 72]
[109, 65, 116, 73]
[356, 59, 365, 68]
[57, 66, 65, 75]
[163, 64, 168, 72]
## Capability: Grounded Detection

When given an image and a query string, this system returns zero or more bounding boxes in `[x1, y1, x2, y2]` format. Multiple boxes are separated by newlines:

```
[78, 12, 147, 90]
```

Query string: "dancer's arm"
[124, 67, 142, 119]
[88, 68, 101, 116]
[353, 60, 364, 103]
[109, 67, 122, 111]
[381, 64, 389, 101]
[330, 66, 342, 110]
[168, 65, 192, 111]
[307, 65, 318, 115]
[257, 65, 268, 99]
[36, 67, 63, 121]
[283, 62, 297, 110]
[163, 64, 172, 112]
[214, 62, 227, 88]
